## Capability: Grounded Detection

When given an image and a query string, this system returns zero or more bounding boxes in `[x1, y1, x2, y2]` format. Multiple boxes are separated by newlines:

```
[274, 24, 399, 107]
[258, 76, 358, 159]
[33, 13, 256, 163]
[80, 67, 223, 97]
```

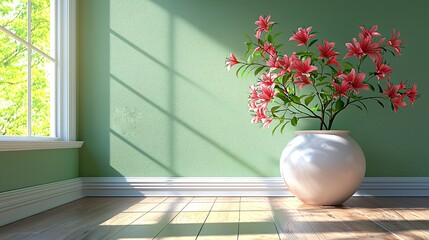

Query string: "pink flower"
[374, 59, 393, 80]
[293, 73, 312, 89]
[332, 80, 352, 98]
[291, 58, 318, 77]
[289, 27, 315, 46]
[392, 94, 407, 112]
[278, 53, 297, 74]
[248, 85, 259, 110]
[335, 67, 344, 78]
[226, 53, 239, 71]
[260, 72, 277, 88]
[386, 29, 403, 55]
[251, 107, 272, 128]
[406, 84, 417, 105]
[327, 56, 340, 67]
[383, 82, 398, 99]
[360, 25, 381, 37]
[344, 38, 364, 59]
[344, 35, 384, 61]
[255, 15, 275, 39]
[338, 69, 368, 94]
[266, 54, 281, 71]
[358, 35, 384, 61]
[261, 117, 273, 128]
[258, 86, 277, 108]
[251, 107, 267, 124]
[383, 82, 405, 99]
[255, 42, 276, 57]
[317, 40, 339, 59]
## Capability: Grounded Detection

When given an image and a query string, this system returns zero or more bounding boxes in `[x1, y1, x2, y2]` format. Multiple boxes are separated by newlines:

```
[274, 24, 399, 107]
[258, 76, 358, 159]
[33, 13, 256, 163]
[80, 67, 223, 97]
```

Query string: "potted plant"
[226, 15, 418, 205]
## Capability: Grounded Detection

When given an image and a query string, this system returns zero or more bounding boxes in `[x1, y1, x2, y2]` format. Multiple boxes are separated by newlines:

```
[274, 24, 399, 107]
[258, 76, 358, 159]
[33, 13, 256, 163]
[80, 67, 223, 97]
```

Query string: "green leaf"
[282, 74, 290, 85]
[247, 55, 255, 64]
[246, 66, 259, 78]
[304, 95, 315, 105]
[235, 65, 245, 78]
[240, 65, 251, 78]
[273, 32, 283, 38]
[350, 95, 362, 100]
[335, 99, 344, 112]
[275, 43, 284, 50]
[244, 49, 250, 56]
[308, 39, 318, 47]
[377, 84, 383, 93]
[245, 34, 252, 42]
[311, 104, 321, 111]
[368, 83, 375, 91]
[254, 66, 265, 76]
[276, 92, 290, 104]
[316, 81, 330, 87]
[328, 65, 338, 74]
[351, 103, 363, 111]
[342, 61, 354, 70]
[290, 95, 300, 103]
[267, 34, 274, 44]
[280, 122, 289, 134]
[317, 75, 327, 81]
[376, 99, 385, 108]
[291, 116, 298, 126]
[271, 106, 280, 115]
[271, 121, 282, 135]
[295, 51, 307, 57]
[252, 51, 261, 57]
[357, 100, 369, 113]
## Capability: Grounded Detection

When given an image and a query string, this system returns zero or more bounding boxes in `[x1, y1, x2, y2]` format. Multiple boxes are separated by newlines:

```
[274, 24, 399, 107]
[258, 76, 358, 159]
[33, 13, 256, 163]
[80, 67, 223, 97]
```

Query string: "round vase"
[280, 130, 366, 205]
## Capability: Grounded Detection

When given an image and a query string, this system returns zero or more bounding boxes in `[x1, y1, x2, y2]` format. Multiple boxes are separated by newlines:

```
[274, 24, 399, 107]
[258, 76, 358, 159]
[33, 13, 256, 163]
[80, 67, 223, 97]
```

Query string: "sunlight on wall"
[107, 0, 287, 177]
[109, 0, 172, 176]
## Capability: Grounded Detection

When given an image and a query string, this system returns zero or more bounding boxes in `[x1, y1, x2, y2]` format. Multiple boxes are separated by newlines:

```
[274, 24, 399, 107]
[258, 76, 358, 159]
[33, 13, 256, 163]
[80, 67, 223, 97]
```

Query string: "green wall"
[78, 0, 429, 177]
[0, 149, 79, 192]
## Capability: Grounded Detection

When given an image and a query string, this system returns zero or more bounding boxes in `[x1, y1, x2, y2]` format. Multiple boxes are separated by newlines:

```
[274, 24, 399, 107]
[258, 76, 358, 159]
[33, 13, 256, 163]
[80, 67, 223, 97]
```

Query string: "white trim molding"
[82, 177, 291, 197]
[1, 177, 429, 226]
[0, 141, 84, 151]
[82, 177, 429, 197]
[0, 0, 76, 141]
[357, 177, 429, 196]
[0, 178, 83, 227]
[57, 0, 77, 141]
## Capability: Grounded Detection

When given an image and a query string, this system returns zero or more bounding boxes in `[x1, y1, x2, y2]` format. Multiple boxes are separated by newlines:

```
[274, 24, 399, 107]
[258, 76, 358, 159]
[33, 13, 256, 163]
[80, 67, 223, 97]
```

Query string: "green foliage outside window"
[0, 0, 52, 136]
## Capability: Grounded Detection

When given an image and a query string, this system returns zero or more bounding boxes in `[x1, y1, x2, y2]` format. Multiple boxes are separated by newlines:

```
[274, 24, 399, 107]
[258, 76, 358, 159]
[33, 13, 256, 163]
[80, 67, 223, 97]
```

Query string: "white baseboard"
[358, 177, 429, 196]
[0, 178, 84, 227]
[82, 177, 291, 196]
[2, 177, 428, 227]
[82, 177, 429, 197]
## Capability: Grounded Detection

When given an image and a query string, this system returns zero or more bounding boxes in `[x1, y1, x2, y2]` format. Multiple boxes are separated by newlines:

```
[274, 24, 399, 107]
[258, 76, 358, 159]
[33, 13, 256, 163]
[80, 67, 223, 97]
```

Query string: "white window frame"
[0, 0, 83, 151]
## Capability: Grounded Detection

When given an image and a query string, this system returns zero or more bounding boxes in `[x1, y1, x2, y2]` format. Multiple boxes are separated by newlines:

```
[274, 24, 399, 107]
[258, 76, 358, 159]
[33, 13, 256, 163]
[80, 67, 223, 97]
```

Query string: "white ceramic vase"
[280, 130, 365, 205]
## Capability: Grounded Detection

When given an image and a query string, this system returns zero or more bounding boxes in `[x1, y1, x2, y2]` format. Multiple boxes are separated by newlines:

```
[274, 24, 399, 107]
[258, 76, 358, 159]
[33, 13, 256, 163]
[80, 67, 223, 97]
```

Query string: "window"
[0, 0, 76, 142]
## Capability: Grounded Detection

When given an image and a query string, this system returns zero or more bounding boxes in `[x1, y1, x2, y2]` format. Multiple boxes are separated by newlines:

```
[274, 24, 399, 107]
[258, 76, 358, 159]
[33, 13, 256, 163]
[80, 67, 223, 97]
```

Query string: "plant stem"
[327, 96, 385, 129]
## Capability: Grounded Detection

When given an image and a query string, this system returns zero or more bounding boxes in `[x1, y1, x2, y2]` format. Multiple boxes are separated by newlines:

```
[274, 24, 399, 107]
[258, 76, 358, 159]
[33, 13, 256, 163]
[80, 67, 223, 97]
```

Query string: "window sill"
[0, 141, 84, 152]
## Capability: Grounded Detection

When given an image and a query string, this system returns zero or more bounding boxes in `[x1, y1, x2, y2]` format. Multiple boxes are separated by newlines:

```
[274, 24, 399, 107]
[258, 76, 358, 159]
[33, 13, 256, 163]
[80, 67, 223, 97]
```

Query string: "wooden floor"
[0, 197, 429, 239]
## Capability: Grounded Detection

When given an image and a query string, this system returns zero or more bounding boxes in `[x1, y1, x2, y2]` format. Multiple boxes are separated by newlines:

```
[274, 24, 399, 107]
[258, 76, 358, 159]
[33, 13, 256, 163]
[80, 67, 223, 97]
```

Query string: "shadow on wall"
[107, 0, 283, 177]
[77, 0, 291, 178]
